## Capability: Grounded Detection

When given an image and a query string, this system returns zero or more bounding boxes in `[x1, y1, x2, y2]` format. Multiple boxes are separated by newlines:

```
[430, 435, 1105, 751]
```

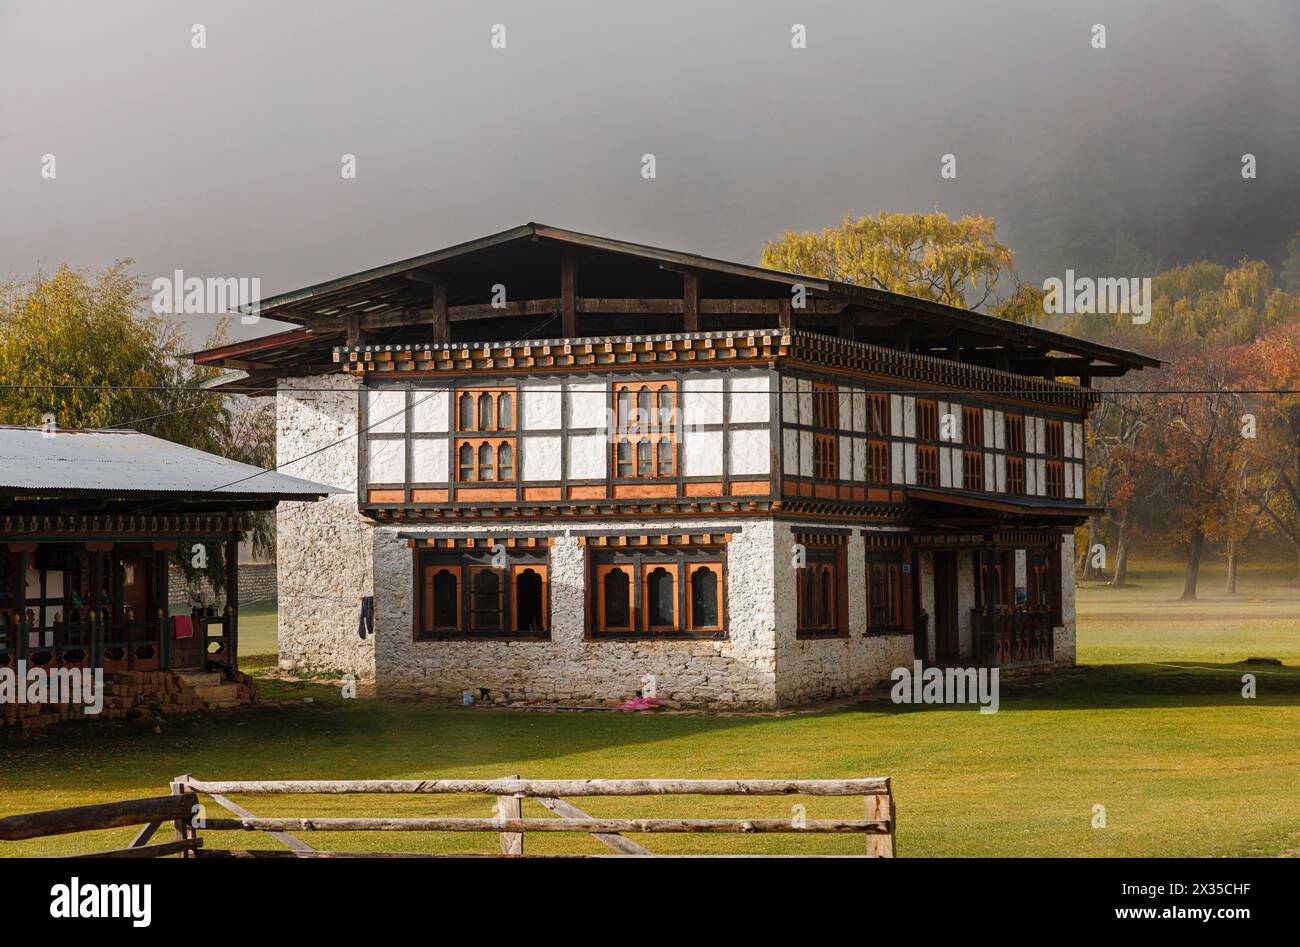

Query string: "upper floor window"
[866, 394, 890, 436]
[457, 388, 515, 433]
[455, 387, 517, 484]
[962, 406, 984, 448]
[613, 381, 677, 479]
[1044, 419, 1065, 497]
[917, 399, 938, 441]
[1045, 420, 1064, 457]
[813, 383, 840, 481]
[1006, 414, 1025, 453]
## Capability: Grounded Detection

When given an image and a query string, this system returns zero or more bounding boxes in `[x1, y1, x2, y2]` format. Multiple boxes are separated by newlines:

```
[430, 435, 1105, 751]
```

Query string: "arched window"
[431, 569, 458, 629]
[459, 393, 475, 431]
[497, 392, 513, 430]
[603, 568, 630, 629]
[637, 387, 652, 427]
[656, 438, 673, 477]
[689, 566, 719, 630]
[497, 442, 514, 480]
[646, 566, 675, 628]
[478, 393, 494, 431]
[469, 568, 502, 631]
[657, 387, 673, 427]
[617, 389, 631, 428]
[637, 440, 651, 477]
[458, 443, 475, 481]
[616, 441, 633, 478]
[478, 442, 494, 481]
[515, 568, 544, 631]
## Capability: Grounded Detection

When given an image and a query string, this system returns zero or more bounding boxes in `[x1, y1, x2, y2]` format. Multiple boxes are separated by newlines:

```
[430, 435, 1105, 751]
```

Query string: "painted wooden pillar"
[12, 545, 32, 661]
[980, 544, 998, 664]
[225, 529, 239, 669]
[89, 546, 104, 667]
[155, 546, 171, 669]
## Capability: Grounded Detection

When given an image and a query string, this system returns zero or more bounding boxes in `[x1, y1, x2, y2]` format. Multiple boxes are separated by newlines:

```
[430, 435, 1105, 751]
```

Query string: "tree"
[1281, 229, 1300, 296]
[1247, 321, 1300, 581]
[0, 262, 274, 593]
[1137, 345, 1261, 599]
[761, 211, 1041, 320]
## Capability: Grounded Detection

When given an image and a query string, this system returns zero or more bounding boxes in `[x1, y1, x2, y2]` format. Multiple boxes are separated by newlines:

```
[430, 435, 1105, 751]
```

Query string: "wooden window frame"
[589, 548, 727, 639]
[917, 444, 940, 487]
[865, 554, 903, 634]
[594, 564, 635, 633]
[962, 450, 985, 491]
[1044, 460, 1065, 498]
[641, 562, 679, 632]
[454, 436, 516, 484]
[917, 399, 939, 441]
[455, 387, 516, 434]
[612, 381, 679, 481]
[867, 439, 890, 484]
[1007, 456, 1026, 495]
[796, 547, 847, 640]
[510, 563, 549, 634]
[867, 394, 890, 436]
[962, 406, 984, 448]
[685, 562, 725, 633]
[414, 549, 549, 640]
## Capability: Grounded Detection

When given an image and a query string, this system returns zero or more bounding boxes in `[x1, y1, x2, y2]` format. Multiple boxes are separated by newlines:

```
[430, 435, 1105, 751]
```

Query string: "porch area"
[0, 516, 245, 676]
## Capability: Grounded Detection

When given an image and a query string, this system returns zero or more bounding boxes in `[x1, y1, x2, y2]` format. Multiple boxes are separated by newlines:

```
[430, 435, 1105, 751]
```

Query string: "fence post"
[865, 779, 896, 858]
[497, 773, 523, 855]
[170, 773, 194, 857]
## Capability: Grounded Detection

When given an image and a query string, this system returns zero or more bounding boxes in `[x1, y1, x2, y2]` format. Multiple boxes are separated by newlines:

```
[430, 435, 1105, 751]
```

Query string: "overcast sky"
[2, 0, 1297, 344]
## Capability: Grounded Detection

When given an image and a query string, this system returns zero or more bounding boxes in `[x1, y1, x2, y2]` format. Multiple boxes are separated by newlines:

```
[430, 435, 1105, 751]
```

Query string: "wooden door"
[933, 552, 959, 661]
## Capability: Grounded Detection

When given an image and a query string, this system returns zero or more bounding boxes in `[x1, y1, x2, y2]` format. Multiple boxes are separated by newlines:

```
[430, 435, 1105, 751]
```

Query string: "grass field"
[2, 562, 1298, 857]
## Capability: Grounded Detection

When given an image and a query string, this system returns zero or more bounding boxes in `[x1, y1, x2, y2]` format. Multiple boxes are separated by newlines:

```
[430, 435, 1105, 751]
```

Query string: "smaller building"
[0, 426, 334, 692]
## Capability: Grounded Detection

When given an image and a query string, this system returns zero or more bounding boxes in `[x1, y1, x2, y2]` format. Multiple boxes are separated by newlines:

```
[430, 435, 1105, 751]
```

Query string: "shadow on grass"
[3, 660, 1295, 803]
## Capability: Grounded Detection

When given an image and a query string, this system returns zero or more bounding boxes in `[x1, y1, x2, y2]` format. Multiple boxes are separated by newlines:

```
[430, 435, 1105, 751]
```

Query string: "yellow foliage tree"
[761, 211, 1039, 321]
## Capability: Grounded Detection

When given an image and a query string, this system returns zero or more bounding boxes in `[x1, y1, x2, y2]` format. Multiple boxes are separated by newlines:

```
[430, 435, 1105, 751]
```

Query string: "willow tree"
[760, 211, 1043, 321]
[0, 261, 274, 592]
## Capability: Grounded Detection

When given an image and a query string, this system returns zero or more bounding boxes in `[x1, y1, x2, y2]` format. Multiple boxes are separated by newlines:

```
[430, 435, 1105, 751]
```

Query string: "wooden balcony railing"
[971, 607, 1054, 668]
[0, 610, 235, 673]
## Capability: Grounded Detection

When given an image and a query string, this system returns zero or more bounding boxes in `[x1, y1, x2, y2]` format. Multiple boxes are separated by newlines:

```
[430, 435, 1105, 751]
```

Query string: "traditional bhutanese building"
[194, 224, 1157, 708]
[0, 425, 335, 730]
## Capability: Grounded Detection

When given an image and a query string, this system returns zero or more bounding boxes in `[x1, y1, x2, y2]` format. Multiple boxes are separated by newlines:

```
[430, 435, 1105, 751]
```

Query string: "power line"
[3, 383, 1300, 396]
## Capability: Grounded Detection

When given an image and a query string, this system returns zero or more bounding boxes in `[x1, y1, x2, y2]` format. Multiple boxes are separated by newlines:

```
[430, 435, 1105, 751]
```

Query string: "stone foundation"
[0, 668, 257, 735]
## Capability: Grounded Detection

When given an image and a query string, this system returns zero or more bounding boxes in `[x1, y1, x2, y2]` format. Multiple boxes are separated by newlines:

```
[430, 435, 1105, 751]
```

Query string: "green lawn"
[2, 564, 1298, 858]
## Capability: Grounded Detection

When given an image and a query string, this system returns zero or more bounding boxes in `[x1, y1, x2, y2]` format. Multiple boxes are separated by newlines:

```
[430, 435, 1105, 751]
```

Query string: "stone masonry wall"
[772, 523, 916, 706]
[276, 375, 376, 680]
[1054, 532, 1077, 666]
[373, 518, 778, 708]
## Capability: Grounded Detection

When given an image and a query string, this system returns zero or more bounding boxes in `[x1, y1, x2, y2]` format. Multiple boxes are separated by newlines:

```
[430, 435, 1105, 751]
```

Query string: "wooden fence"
[0, 775, 896, 858]
[0, 793, 202, 858]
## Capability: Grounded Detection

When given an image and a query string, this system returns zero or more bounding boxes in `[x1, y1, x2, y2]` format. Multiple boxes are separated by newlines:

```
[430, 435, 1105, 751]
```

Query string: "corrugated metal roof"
[0, 426, 341, 499]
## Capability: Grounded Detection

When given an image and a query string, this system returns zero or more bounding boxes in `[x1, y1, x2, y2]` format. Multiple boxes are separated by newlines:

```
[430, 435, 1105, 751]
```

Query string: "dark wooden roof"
[194, 222, 1159, 390]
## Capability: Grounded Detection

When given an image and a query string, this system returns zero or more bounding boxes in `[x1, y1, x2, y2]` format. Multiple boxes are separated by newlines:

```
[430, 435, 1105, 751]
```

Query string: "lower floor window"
[591, 550, 726, 637]
[797, 548, 845, 638]
[865, 556, 902, 632]
[416, 551, 549, 639]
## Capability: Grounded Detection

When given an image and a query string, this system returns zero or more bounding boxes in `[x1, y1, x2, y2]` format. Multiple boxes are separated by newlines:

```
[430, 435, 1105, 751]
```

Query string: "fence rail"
[0, 776, 896, 858]
[176, 774, 896, 858]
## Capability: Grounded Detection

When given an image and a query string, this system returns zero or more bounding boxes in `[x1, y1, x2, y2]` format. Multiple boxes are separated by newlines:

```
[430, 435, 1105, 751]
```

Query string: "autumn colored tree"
[0, 262, 274, 591]
[761, 211, 1043, 321]
[1245, 321, 1300, 581]
[1136, 345, 1262, 599]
